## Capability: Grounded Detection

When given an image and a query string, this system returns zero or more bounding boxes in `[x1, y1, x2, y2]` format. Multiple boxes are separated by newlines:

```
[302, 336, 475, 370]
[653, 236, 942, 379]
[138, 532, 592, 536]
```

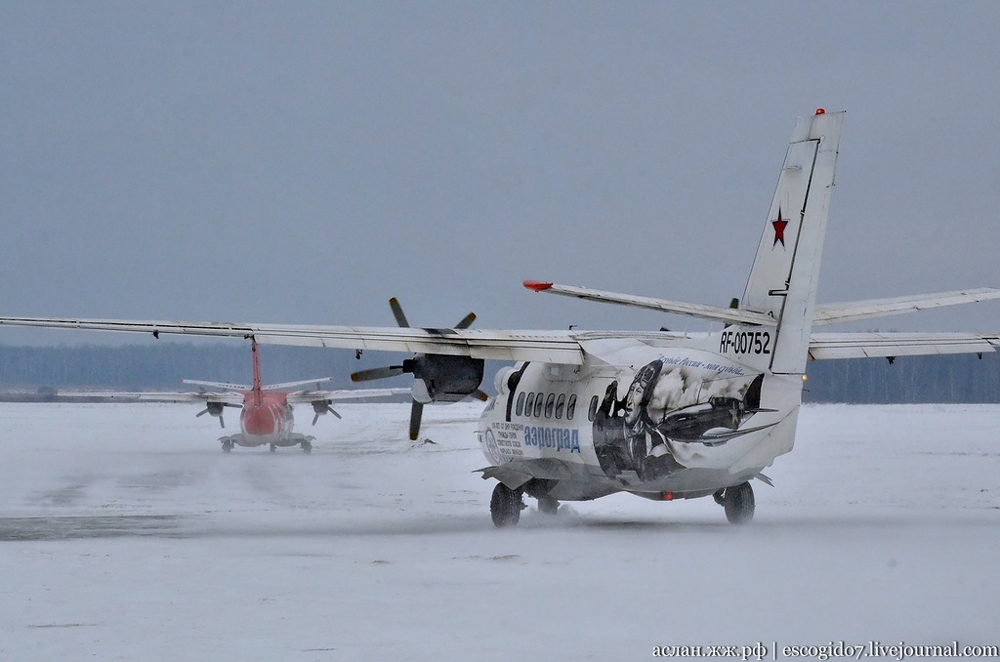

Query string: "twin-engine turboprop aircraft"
[139, 339, 408, 452]
[3, 110, 999, 525]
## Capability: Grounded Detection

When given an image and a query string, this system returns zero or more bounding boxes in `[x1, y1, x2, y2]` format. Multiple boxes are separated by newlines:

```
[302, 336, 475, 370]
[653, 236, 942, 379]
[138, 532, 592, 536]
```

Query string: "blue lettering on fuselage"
[523, 426, 581, 453]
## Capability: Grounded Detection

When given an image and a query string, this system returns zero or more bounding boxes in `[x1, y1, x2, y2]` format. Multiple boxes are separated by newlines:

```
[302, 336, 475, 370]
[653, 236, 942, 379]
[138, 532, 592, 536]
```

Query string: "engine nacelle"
[409, 354, 484, 404]
[494, 366, 518, 397]
[205, 401, 226, 417]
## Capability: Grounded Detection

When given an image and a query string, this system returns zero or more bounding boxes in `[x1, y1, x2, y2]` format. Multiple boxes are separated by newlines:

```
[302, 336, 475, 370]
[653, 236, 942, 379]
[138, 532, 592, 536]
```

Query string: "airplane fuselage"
[477, 331, 802, 503]
[226, 391, 311, 449]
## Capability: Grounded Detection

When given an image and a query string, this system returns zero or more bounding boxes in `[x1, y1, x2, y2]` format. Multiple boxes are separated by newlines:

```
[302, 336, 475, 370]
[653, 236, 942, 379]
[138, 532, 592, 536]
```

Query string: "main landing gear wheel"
[221, 440, 233, 453]
[269, 444, 277, 453]
[716, 481, 755, 525]
[301, 440, 312, 454]
[490, 482, 524, 528]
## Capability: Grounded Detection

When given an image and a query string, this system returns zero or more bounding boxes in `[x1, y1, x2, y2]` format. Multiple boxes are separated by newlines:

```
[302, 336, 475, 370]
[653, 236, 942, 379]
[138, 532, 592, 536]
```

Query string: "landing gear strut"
[301, 440, 312, 454]
[221, 439, 233, 453]
[714, 481, 755, 524]
[537, 496, 559, 515]
[490, 482, 524, 527]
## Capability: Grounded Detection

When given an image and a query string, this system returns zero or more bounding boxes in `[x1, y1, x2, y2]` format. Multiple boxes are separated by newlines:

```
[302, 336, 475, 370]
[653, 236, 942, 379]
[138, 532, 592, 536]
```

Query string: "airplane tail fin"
[741, 109, 844, 374]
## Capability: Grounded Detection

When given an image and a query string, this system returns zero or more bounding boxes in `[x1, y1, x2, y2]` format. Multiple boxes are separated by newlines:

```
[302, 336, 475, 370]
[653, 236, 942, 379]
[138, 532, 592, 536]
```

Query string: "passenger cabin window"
[588, 395, 599, 422]
[533, 393, 544, 418]
[524, 392, 535, 417]
[515, 392, 526, 417]
[544, 393, 555, 418]
[567, 394, 577, 420]
[554, 394, 566, 419]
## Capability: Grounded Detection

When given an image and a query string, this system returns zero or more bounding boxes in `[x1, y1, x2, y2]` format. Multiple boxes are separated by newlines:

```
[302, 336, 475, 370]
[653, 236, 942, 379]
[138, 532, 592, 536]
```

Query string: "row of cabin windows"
[515, 391, 579, 421]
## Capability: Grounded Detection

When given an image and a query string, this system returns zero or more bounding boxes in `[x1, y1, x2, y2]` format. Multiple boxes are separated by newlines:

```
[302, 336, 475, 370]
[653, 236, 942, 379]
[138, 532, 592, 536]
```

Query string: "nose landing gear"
[490, 483, 525, 527]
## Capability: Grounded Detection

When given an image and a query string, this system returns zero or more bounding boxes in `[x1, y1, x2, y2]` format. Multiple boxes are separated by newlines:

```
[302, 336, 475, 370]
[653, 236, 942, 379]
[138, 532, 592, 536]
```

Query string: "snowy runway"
[2, 402, 999, 660]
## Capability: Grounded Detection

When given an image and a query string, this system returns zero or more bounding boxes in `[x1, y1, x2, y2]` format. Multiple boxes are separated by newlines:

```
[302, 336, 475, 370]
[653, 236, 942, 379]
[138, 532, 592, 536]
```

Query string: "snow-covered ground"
[1, 402, 999, 661]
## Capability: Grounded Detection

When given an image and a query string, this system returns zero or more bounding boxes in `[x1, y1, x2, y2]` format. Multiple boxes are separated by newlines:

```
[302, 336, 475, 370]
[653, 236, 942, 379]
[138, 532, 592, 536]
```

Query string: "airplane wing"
[284, 387, 411, 404]
[5, 316, 1000, 365]
[812, 288, 1000, 326]
[0, 317, 587, 364]
[522, 281, 776, 326]
[42, 389, 150, 402]
[808, 332, 1000, 360]
[136, 390, 244, 405]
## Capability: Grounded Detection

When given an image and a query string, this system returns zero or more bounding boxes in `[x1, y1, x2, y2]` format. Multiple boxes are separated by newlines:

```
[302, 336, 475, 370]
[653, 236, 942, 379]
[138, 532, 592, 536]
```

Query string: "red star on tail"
[772, 209, 788, 247]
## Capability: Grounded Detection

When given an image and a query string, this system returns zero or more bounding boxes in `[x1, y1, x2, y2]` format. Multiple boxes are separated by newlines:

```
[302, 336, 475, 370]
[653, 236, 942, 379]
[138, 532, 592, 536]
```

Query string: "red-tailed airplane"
[4, 110, 999, 525]
[138, 339, 408, 453]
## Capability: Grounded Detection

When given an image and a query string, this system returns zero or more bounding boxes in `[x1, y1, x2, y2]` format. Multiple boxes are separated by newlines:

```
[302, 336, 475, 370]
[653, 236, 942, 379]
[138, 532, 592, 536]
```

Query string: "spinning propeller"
[351, 298, 487, 440]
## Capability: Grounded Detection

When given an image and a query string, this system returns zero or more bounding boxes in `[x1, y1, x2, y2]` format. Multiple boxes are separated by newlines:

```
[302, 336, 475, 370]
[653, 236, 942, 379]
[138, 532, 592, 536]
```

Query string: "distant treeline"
[1, 343, 999, 403]
[804, 352, 1000, 404]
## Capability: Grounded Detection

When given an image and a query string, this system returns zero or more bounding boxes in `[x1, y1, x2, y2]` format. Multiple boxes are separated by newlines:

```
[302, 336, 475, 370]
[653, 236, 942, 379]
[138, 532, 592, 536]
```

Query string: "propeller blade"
[471, 389, 489, 402]
[454, 312, 477, 329]
[389, 297, 409, 328]
[196, 408, 208, 417]
[409, 400, 423, 441]
[219, 415, 225, 429]
[311, 405, 342, 426]
[351, 366, 406, 382]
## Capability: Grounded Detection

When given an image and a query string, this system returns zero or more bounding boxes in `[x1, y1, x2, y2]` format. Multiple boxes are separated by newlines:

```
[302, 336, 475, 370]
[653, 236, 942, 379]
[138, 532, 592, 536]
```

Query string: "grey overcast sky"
[2, 2, 999, 346]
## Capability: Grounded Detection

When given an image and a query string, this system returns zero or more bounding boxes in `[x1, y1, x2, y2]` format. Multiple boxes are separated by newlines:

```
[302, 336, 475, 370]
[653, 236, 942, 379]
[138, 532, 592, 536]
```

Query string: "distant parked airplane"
[138, 339, 407, 452]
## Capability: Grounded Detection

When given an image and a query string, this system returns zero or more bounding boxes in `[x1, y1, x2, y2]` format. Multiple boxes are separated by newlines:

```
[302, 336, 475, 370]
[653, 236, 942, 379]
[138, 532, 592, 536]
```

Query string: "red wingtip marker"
[523, 280, 553, 292]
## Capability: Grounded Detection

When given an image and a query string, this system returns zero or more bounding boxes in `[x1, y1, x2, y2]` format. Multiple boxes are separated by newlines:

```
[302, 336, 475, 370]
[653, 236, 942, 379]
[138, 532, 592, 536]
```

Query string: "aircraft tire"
[269, 444, 276, 453]
[490, 483, 522, 528]
[301, 441, 312, 454]
[723, 481, 755, 525]
[221, 440, 233, 453]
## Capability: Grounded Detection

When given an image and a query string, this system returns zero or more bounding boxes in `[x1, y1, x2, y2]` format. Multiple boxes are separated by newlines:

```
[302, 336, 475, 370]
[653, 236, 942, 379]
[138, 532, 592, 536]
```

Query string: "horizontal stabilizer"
[262, 377, 334, 391]
[808, 332, 1000, 360]
[181, 379, 250, 391]
[523, 281, 775, 326]
[813, 288, 1000, 326]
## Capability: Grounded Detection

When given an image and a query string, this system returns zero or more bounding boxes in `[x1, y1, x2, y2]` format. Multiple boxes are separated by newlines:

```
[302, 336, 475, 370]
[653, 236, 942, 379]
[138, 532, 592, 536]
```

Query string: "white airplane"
[4, 109, 999, 526]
